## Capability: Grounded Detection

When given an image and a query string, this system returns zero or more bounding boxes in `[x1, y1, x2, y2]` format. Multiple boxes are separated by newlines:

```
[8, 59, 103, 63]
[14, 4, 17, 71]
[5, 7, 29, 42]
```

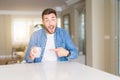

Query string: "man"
[25, 8, 78, 63]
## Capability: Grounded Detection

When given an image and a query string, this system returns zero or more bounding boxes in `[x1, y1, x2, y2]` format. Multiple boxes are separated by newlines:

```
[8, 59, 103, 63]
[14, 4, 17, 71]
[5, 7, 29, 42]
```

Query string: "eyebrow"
[44, 16, 56, 20]
[51, 16, 56, 18]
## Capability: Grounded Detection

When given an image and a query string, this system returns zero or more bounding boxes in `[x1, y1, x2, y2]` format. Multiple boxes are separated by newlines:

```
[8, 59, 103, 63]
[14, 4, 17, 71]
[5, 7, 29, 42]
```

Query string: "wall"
[104, 0, 112, 73]
[86, 0, 118, 75]
[86, 0, 105, 70]
[0, 15, 12, 55]
[110, 0, 118, 75]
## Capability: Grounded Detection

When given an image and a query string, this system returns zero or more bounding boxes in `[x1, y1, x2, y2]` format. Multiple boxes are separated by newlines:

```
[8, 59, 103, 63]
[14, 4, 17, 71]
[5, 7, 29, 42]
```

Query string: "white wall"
[86, 0, 105, 70]
[86, 0, 118, 75]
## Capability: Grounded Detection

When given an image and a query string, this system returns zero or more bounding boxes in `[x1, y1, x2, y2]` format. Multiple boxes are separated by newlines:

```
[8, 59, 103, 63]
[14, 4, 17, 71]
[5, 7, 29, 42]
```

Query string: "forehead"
[43, 13, 57, 19]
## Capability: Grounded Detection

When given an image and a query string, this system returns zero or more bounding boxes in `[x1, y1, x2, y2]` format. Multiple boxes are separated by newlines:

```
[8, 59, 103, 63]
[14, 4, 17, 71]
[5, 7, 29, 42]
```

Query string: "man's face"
[42, 13, 57, 34]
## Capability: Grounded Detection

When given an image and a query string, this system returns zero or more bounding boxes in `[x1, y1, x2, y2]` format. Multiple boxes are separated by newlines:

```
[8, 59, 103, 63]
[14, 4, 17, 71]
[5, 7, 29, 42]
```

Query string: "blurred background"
[0, 0, 120, 77]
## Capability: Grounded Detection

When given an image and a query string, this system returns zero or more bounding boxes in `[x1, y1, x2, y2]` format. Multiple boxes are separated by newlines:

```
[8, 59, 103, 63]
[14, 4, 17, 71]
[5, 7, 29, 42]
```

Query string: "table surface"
[0, 61, 120, 80]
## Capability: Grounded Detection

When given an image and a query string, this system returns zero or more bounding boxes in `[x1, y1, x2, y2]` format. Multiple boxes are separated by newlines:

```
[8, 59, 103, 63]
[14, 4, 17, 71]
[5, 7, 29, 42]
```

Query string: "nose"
[48, 20, 52, 26]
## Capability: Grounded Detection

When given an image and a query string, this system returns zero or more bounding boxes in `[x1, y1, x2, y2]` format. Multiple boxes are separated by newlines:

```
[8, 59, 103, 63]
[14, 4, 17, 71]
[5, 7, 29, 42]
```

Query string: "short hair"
[42, 8, 57, 19]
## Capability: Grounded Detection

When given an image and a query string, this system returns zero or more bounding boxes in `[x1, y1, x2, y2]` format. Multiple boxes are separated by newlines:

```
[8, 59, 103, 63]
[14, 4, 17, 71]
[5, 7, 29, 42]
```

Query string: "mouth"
[48, 26, 55, 33]
[49, 26, 54, 29]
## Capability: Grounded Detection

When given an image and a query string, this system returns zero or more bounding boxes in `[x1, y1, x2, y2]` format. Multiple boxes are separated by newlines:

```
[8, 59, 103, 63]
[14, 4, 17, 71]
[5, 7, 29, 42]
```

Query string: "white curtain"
[11, 17, 42, 48]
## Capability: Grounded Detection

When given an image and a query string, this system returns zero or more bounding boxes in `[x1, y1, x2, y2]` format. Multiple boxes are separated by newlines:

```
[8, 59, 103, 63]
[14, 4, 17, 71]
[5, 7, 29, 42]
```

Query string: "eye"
[52, 19, 55, 21]
[51, 17, 56, 21]
[44, 19, 49, 22]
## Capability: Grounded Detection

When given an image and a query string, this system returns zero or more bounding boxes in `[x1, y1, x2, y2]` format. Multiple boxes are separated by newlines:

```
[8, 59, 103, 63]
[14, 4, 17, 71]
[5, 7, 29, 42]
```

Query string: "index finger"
[50, 49, 58, 52]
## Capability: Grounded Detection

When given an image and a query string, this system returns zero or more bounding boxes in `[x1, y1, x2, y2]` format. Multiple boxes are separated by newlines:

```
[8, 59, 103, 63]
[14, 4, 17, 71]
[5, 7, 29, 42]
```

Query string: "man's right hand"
[29, 47, 41, 60]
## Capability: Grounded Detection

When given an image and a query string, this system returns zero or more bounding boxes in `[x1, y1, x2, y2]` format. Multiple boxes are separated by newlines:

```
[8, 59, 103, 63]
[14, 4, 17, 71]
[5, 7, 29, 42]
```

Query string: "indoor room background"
[0, 0, 120, 77]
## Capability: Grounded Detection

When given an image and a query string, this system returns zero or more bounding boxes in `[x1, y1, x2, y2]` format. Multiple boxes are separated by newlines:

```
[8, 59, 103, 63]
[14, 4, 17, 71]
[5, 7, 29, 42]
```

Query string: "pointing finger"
[50, 49, 58, 52]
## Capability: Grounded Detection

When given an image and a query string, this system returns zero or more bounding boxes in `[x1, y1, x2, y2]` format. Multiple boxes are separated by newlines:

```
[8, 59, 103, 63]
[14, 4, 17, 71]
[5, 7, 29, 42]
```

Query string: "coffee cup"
[31, 47, 41, 58]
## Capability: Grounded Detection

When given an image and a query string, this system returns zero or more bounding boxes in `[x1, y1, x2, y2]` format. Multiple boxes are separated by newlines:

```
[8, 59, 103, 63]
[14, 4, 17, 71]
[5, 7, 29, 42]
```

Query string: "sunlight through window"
[12, 18, 41, 47]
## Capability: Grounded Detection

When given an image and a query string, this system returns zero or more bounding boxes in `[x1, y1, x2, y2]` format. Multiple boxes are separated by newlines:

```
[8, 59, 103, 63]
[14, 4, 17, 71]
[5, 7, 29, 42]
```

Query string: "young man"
[25, 8, 78, 63]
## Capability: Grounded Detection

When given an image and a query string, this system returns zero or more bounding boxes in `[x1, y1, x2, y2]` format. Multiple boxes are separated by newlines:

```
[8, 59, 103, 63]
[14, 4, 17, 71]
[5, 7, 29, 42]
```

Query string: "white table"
[0, 61, 120, 80]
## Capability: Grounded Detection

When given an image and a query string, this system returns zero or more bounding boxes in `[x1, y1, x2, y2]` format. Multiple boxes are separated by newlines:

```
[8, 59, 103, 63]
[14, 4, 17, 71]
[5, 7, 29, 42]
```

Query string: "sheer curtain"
[11, 17, 42, 48]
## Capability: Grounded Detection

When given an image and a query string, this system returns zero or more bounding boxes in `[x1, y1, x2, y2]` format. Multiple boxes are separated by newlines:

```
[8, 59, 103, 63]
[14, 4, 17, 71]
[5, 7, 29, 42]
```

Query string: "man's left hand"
[50, 47, 69, 57]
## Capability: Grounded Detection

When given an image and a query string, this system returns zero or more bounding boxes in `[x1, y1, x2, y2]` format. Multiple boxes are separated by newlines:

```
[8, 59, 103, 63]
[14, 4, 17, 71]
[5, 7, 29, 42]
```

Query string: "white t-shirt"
[41, 34, 57, 62]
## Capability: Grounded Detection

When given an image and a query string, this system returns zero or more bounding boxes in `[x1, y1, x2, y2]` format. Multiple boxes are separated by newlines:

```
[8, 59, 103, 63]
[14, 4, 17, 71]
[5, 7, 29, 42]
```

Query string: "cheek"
[52, 21, 57, 26]
[43, 22, 49, 27]
[55, 20, 57, 24]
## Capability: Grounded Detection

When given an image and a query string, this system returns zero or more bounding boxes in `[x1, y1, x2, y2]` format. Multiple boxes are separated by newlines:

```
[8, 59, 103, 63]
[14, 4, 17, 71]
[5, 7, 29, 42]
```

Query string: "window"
[12, 17, 41, 47]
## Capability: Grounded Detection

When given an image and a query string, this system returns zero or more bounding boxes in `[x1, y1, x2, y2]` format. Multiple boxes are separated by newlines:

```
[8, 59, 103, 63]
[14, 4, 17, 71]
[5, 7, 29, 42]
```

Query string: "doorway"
[75, 4, 86, 64]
